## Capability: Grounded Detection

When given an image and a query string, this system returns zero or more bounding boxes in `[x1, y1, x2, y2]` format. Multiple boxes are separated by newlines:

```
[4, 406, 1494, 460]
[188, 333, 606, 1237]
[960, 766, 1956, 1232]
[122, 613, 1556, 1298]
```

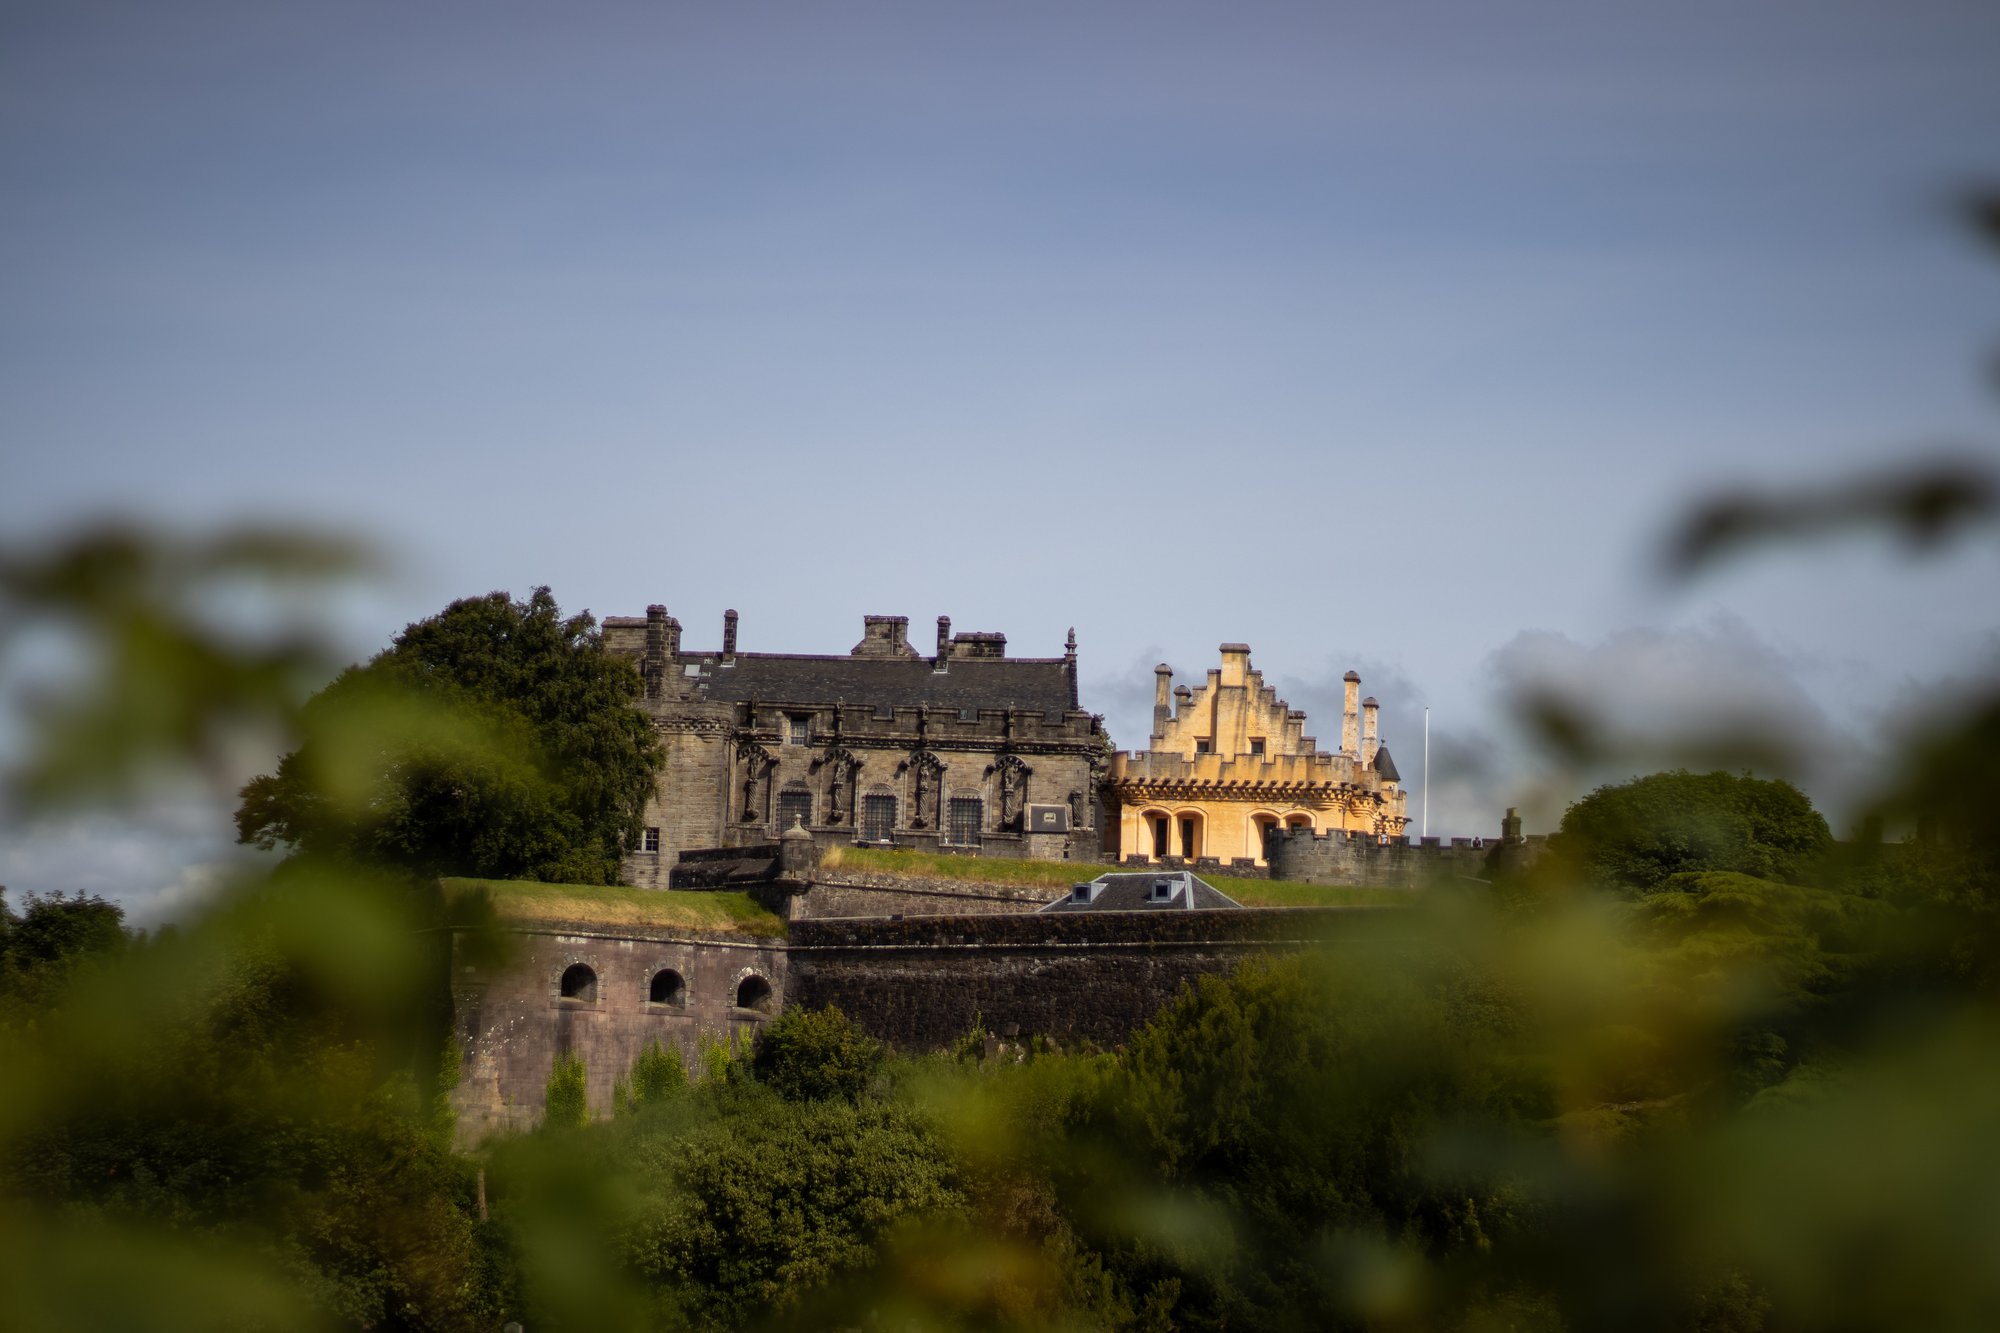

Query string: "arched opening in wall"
[861, 791, 896, 843]
[735, 974, 774, 1015]
[1253, 814, 1280, 863]
[559, 964, 598, 1002]
[1285, 814, 1314, 832]
[1147, 811, 1170, 860]
[649, 969, 685, 1006]
[946, 796, 983, 847]
[777, 783, 812, 831]
[1175, 811, 1204, 860]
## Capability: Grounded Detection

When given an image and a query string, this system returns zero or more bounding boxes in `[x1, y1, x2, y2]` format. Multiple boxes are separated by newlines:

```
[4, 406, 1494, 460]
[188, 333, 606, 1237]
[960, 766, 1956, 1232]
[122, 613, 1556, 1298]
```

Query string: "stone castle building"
[1104, 644, 1407, 868]
[602, 607, 1108, 885]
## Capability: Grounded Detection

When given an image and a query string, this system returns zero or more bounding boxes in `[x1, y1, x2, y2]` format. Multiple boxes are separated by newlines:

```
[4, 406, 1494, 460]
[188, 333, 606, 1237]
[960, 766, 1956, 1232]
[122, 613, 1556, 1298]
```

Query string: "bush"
[751, 1005, 885, 1103]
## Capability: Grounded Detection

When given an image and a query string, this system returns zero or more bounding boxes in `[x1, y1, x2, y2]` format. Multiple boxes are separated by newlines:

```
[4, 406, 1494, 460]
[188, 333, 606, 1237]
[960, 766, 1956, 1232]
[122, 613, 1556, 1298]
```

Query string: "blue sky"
[4, 1, 1997, 916]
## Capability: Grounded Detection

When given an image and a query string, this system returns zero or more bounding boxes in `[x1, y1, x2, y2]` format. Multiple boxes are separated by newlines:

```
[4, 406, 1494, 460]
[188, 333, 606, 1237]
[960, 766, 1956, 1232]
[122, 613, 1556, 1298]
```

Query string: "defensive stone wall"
[1264, 827, 1544, 887]
[788, 907, 1412, 1051]
[796, 871, 1056, 920]
[449, 921, 786, 1145]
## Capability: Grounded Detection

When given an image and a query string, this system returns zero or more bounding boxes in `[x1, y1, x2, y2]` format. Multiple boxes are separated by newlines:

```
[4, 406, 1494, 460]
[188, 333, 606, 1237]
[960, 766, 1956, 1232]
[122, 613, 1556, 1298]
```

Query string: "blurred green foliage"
[1546, 770, 1833, 893]
[236, 587, 662, 885]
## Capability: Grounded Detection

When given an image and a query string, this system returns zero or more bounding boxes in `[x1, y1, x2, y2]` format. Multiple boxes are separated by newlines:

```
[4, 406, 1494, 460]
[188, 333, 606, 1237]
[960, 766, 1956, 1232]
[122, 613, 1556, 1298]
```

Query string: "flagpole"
[1422, 707, 1430, 841]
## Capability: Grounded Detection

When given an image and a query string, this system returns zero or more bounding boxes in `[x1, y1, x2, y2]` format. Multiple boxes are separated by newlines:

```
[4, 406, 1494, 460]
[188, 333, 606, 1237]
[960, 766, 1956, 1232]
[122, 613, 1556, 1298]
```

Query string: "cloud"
[0, 796, 263, 928]
[1479, 612, 1897, 830]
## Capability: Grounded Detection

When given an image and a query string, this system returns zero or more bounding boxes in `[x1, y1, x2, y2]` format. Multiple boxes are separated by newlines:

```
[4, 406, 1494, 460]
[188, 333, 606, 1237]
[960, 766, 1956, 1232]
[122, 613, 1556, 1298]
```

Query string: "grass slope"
[441, 877, 785, 936]
[819, 844, 1412, 909]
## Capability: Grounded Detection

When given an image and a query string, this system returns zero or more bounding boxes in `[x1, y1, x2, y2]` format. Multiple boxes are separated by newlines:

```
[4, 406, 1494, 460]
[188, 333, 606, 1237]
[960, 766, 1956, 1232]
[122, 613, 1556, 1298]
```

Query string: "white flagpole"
[1422, 707, 1430, 840]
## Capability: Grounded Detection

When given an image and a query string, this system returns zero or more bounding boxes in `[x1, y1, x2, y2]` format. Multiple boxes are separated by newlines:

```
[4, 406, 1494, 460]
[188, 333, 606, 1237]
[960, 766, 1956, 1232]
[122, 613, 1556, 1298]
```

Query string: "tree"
[0, 890, 128, 1015]
[235, 587, 662, 884]
[750, 1005, 884, 1103]
[1550, 769, 1832, 893]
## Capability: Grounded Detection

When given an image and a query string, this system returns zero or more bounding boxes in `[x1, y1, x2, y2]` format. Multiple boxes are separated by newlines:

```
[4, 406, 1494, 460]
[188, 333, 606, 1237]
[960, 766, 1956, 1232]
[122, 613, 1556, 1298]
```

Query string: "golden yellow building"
[1105, 644, 1408, 866]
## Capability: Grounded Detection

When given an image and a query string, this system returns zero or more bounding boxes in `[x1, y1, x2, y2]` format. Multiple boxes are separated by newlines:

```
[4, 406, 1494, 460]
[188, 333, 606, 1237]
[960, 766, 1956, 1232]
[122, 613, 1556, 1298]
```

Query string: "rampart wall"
[792, 871, 1058, 920]
[449, 922, 786, 1144]
[787, 907, 1411, 1051]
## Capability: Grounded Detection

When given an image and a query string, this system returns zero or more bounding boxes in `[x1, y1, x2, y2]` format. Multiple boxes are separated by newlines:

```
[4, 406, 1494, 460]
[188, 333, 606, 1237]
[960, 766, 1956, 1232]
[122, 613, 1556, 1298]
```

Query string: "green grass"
[819, 844, 1411, 909]
[441, 877, 785, 936]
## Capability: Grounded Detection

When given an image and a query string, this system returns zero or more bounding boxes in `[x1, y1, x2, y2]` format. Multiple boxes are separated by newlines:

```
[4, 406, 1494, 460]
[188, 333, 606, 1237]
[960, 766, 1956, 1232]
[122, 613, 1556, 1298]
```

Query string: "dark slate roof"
[685, 653, 1076, 715]
[1372, 744, 1401, 782]
[1038, 871, 1244, 913]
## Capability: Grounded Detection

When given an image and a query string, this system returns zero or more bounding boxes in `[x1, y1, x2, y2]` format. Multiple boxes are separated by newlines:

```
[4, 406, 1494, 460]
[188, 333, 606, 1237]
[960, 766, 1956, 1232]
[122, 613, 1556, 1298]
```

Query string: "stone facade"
[449, 921, 787, 1142]
[601, 608, 1109, 885]
[1104, 646, 1409, 867]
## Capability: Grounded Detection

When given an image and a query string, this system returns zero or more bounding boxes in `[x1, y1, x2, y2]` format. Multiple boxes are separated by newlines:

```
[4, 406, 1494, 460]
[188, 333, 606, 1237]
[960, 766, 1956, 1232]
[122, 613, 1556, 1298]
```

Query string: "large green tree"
[1550, 769, 1832, 893]
[235, 587, 661, 884]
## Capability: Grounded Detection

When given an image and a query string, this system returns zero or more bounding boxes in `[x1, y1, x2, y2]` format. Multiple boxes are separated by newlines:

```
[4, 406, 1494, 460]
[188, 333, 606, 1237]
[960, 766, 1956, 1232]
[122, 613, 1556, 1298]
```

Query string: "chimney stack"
[1361, 696, 1380, 766]
[1152, 664, 1173, 741]
[936, 615, 952, 665]
[1341, 671, 1361, 758]
[722, 608, 738, 659]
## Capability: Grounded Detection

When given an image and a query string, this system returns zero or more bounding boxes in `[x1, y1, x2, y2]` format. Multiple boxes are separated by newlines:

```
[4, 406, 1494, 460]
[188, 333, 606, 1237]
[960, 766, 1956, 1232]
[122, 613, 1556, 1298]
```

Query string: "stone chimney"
[1341, 671, 1361, 758]
[643, 604, 668, 699]
[1219, 643, 1251, 687]
[1361, 696, 1379, 767]
[936, 615, 952, 666]
[851, 615, 918, 658]
[722, 608, 738, 659]
[1152, 664, 1173, 742]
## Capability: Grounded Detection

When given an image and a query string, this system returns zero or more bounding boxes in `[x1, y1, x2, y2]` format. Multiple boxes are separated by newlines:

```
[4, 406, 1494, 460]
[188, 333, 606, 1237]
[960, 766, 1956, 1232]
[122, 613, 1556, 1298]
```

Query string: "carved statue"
[908, 749, 944, 828]
[734, 737, 773, 823]
[821, 746, 857, 825]
[995, 752, 1031, 827]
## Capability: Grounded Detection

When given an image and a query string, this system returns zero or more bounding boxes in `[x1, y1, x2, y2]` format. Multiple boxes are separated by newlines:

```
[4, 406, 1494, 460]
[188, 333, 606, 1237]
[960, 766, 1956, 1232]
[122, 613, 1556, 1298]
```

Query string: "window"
[649, 969, 685, 1006]
[1179, 816, 1197, 859]
[786, 714, 813, 747]
[735, 975, 774, 1014]
[559, 964, 597, 1002]
[947, 797, 983, 846]
[641, 826, 660, 853]
[1149, 878, 1176, 902]
[1070, 882, 1092, 903]
[1249, 738, 1265, 757]
[862, 793, 896, 842]
[1151, 816, 1169, 859]
[777, 787, 812, 831]
[1194, 738, 1211, 754]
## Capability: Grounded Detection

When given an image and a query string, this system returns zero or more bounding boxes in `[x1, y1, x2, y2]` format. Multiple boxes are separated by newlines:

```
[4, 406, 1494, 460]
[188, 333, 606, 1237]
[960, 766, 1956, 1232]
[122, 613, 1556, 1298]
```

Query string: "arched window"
[735, 974, 774, 1014]
[1150, 814, 1170, 859]
[946, 797, 983, 846]
[1176, 812, 1203, 860]
[777, 784, 812, 831]
[649, 969, 685, 1006]
[559, 963, 597, 1002]
[861, 792, 896, 842]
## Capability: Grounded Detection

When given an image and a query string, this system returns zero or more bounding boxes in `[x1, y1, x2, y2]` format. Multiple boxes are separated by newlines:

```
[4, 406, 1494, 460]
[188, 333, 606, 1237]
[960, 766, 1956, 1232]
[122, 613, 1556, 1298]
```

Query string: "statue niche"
[734, 737, 775, 824]
[817, 746, 859, 825]
[992, 752, 1032, 830]
[905, 749, 946, 829]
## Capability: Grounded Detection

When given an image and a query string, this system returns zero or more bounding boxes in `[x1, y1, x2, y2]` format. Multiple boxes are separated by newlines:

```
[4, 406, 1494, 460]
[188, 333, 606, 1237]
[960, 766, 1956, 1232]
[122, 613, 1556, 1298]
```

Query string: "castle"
[600, 607, 1108, 886]
[1104, 645, 1407, 868]
[446, 613, 1522, 1139]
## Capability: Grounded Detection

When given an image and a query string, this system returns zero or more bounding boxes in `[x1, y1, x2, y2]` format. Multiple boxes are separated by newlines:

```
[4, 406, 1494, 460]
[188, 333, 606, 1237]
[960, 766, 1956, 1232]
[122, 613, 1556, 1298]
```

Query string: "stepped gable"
[686, 652, 1075, 717]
